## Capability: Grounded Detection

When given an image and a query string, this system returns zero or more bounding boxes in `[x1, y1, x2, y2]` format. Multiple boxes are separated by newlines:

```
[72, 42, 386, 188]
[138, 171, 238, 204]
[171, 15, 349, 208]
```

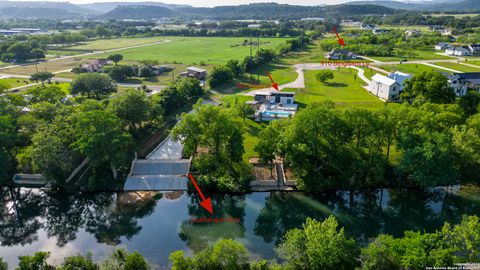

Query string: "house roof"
[329, 49, 351, 55]
[450, 72, 480, 85]
[436, 42, 449, 46]
[187, 66, 207, 73]
[372, 74, 398, 86]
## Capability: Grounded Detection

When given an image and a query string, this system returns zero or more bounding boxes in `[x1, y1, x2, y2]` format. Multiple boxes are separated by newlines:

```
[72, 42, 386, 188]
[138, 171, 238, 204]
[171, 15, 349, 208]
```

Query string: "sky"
[9, 0, 441, 7]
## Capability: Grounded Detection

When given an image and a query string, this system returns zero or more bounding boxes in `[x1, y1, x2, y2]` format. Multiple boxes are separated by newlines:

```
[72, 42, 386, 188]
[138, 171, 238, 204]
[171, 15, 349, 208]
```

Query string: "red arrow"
[187, 173, 213, 214]
[265, 70, 279, 91]
[332, 26, 345, 47]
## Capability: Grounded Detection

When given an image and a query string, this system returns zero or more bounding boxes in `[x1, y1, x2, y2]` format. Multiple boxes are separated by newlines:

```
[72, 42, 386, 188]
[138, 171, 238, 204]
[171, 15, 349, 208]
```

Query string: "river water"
[0, 185, 479, 269]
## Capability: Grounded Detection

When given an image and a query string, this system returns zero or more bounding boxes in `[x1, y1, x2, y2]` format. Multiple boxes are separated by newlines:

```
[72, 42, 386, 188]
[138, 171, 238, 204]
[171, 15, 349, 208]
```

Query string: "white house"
[369, 74, 401, 101]
[248, 91, 298, 121]
[435, 42, 450, 50]
[445, 46, 472, 56]
[388, 71, 412, 91]
[448, 72, 480, 97]
[468, 44, 480, 56]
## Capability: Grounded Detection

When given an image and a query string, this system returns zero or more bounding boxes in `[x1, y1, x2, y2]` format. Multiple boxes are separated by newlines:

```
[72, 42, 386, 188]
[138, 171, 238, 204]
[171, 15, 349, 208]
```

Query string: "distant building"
[179, 66, 207, 80]
[247, 91, 298, 121]
[468, 44, 480, 56]
[325, 49, 357, 60]
[405, 29, 421, 38]
[79, 59, 110, 73]
[448, 72, 480, 96]
[388, 71, 412, 91]
[300, 17, 325, 21]
[247, 24, 261, 28]
[435, 42, 451, 50]
[361, 24, 376, 30]
[368, 74, 401, 101]
[445, 46, 472, 57]
[372, 29, 390, 35]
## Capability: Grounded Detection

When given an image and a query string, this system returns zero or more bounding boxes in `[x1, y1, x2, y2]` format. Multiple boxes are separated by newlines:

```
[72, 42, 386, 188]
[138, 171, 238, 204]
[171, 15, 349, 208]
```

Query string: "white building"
[248, 92, 298, 121]
[448, 72, 480, 97]
[369, 74, 401, 101]
[388, 71, 412, 91]
[435, 42, 450, 50]
[445, 46, 472, 56]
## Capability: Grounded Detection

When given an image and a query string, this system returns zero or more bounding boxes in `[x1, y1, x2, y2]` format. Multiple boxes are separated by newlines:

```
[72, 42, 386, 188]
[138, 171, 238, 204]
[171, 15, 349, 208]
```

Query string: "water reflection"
[0, 185, 479, 267]
[0, 188, 160, 247]
[179, 194, 247, 252]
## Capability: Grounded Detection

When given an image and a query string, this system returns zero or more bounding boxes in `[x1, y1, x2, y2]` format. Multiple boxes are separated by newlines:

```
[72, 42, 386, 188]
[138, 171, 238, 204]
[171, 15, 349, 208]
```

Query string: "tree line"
[255, 100, 480, 191]
[0, 74, 204, 189]
[208, 35, 311, 89]
[3, 214, 478, 270]
[320, 29, 450, 58]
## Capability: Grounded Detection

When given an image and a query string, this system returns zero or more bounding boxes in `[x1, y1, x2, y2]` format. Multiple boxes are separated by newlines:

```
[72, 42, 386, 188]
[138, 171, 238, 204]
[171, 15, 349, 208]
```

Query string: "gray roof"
[187, 66, 207, 73]
[131, 159, 190, 175]
[450, 72, 480, 85]
[124, 175, 188, 191]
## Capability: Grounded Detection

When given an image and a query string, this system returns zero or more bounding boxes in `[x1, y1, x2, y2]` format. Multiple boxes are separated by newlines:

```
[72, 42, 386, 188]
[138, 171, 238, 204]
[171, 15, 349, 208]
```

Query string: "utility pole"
[249, 38, 253, 80]
[257, 38, 260, 81]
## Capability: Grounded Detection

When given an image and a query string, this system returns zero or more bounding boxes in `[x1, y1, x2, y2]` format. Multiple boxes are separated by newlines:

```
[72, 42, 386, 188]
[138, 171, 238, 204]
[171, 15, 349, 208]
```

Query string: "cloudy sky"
[11, 0, 440, 7]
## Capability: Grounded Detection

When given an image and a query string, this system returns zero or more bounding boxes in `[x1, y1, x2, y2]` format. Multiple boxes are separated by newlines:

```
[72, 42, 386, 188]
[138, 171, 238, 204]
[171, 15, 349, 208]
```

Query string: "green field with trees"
[91, 37, 291, 65]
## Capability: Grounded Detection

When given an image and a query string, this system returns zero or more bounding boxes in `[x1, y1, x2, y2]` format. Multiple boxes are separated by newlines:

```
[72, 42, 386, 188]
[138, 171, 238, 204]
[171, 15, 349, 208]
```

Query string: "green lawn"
[379, 63, 445, 75]
[90, 36, 290, 65]
[433, 62, 480, 73]
[367, 49, 454, 62]
[291, 68, 385, 109]
[66, 37, 168, 51]
[0, 77, 32, 88]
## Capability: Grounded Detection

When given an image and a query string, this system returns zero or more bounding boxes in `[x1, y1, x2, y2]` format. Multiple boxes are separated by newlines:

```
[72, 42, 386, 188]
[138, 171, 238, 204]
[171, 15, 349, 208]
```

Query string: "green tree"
[30, 71, 54, 86]
[278, 216, 358, 270]
[108, 54, 123, 65]
[315, 70, 334, 83]
[109, 89, 152, 133]
[58, 253, 97, 270]
[170, 239, 250, 270]
[443, 215, 480, 263]
[172, 102, 251, 192]
[452, 113, 480, 165]
[401, 71, 455, 103]
[360, 234, 402, 270]
[25, 85, 67, 104]
[124, 251, 149, 270]
[0, 258, 6, 270]
[208, 65, 234, 88]
[177, 77, 203, 101]
[16, 251, 54, 270]
[107, 65, 135, 81]
[225, 59, 243, 77]
[279, 102, 354, 191]
[71, 110, 131, 177]
[70, 73, 117, 99]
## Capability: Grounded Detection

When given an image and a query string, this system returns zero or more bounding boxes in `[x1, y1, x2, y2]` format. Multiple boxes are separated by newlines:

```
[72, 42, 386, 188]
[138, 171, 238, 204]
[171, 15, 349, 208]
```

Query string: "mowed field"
[65, 37, 169, 51]
[379, 63, 446, 74]
[90, 36, 291, 65]
[367, 49, 454, 62]
[433, 62, 480, 73]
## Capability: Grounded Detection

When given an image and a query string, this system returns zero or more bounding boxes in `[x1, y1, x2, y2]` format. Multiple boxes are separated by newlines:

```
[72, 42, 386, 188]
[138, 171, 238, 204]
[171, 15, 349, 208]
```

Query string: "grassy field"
[65, 37, 168, 51]
[89, 36, 290, 65]
[0, 77, 32, 88]
[368, 49, 454, 62]
[379, 63, 445, 75]
[2, 58, 88, 75]
[292, 68, 385, 109]
[433, 62, 480, 73]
